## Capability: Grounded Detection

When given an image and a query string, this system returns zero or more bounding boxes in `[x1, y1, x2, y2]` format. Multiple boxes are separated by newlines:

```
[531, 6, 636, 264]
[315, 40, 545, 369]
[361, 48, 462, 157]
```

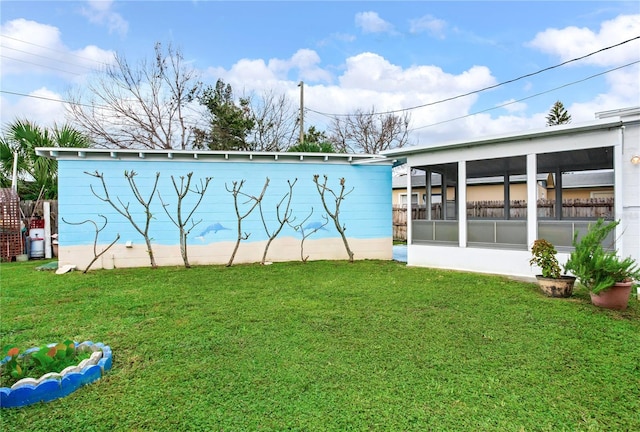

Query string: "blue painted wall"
[58, 159, 391, 249]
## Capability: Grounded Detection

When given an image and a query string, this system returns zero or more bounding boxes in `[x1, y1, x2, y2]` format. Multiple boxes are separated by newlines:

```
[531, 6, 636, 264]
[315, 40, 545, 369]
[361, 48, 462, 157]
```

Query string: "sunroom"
[382, 107, 640, 279]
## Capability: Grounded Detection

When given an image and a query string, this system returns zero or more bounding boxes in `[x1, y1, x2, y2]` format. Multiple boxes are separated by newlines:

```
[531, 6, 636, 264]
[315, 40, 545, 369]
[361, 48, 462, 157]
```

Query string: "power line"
[0, 54, 82, 76]
[0, 34, 113, 67]
[0, 90, 210, 128]
[307, 35, 640, 118]
[0, 90, 97, 109]
[409, 60, 640, 132]
[1, 57, 637, 131]
[2, 45, 100, 72]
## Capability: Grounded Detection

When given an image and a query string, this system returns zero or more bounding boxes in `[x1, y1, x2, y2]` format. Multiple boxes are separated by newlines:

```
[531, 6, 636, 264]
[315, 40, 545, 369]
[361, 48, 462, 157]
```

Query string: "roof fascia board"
[404, 126, 620, 168]
[35, 148, 391, 165]
[382, 118, 624, 158]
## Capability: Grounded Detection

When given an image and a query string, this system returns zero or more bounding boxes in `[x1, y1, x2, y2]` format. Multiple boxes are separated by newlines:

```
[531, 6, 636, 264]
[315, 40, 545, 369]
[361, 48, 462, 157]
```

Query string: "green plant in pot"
[529, 238, 576, 297]
[564, 219, 640, 310]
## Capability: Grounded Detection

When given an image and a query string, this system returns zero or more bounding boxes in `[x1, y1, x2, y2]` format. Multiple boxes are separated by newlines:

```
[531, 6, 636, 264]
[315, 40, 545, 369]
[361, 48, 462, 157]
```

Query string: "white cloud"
[355, 11, 393, 34]
[522, 13, 640, 136]
[332, 32, 357, 43]
[567, 66, 640, 121]
[206, 49, 332, 86]
[5, 11, 633, 147]
[209, 49, 505, 145]
[80, 0, 129, 37]
[409, 15, 447, 39]
[317, 32, 357, 48]
[1, 88, 67, 127]
[527, 14, 640, 66]
[0, 19, 114, 79]
[339, 52, 494, 96]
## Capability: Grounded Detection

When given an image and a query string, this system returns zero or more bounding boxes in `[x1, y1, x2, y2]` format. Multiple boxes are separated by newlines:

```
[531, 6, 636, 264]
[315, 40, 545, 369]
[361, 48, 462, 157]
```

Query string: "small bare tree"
[258, 178, 297, 264]
[158, 173, 212, 268]
[329, 107, 410, 154]
[86, 170, 160, 268]
[225, 178, 269, 267]
[313, 174, 354, 262]
[67, 42, 201, 150]
[289, 208, 329, 263]
[62, 215, 120, 273]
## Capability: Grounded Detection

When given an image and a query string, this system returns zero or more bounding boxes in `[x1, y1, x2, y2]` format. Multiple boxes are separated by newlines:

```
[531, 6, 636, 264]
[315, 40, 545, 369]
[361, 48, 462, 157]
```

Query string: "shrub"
[0, 340, 91, 388]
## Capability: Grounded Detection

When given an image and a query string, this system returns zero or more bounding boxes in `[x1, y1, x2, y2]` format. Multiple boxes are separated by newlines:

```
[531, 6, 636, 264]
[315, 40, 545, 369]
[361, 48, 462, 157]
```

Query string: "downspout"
[442, 172, 448, 220]
[614, 126, 624, 256]
[554, 166, 562, 220]
[425, 168, 432, 221]
[458, 161, 467, 248]
[504, 170, 510, 220]
[407, 167, 412, 246]
[527, 154, 538, 249]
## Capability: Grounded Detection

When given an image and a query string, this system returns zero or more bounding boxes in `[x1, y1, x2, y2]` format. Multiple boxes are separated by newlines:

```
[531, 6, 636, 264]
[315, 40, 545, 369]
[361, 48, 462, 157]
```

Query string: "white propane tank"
[29, 228, 45, 258]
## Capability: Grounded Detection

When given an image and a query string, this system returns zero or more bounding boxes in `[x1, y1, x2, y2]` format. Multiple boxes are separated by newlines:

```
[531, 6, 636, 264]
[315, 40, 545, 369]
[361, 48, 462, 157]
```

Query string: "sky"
[1, 0, 639, 148]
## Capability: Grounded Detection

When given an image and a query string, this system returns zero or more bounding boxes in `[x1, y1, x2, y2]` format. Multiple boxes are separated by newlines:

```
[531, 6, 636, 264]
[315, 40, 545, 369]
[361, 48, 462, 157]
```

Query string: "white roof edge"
[381, 117, 626, 158]
[595, 106, 640, 119]
[35, 147, 391, 164]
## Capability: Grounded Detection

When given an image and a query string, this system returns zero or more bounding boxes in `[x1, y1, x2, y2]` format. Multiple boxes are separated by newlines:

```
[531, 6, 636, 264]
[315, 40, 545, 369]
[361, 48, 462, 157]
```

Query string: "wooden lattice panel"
[0, 188, 23, 261]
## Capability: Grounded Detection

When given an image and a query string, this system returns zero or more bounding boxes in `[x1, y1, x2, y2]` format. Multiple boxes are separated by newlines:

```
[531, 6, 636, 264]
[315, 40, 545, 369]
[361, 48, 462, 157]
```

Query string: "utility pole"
[298, 81, 304, 144]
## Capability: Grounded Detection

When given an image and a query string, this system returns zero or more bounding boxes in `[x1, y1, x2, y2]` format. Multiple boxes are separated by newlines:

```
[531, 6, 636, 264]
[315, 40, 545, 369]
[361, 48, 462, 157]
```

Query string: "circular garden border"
[0, 341, 112, 408]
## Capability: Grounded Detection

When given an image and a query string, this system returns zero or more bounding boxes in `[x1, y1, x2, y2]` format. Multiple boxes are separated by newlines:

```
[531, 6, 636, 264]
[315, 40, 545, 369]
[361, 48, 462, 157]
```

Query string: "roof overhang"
[381, 117, 629, 159]
[35, 148, 392, 166]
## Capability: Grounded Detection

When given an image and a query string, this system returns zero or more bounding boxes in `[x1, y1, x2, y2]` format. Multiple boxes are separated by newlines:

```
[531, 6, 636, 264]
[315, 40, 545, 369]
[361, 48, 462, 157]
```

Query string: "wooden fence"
[392, 198, 614, 241]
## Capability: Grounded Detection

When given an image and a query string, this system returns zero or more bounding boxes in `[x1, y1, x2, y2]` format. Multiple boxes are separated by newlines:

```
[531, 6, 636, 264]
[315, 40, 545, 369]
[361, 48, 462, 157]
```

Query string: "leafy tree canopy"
[195, 79, 255, 151]
[546, 101, 572, 126]
[288, 126, 337, 153]
[0, 120, 90, 199]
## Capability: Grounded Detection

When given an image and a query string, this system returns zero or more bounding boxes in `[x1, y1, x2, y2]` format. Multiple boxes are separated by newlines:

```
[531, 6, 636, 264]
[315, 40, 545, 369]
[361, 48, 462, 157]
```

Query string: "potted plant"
[564, 219, 640, 310]
[529, 239, 576, 297]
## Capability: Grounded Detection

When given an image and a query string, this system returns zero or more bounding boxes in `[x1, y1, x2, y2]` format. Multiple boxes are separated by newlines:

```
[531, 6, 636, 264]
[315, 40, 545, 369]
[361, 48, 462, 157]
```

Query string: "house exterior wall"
[393, 188, 425, 206]
[383, 111, 640, 279]
[56, 157, 392, 270]
[465, 184, 527, 201]
[621, 122, 640, 264]
[394, 183, 547, 205]
[546, 187, 614, 199]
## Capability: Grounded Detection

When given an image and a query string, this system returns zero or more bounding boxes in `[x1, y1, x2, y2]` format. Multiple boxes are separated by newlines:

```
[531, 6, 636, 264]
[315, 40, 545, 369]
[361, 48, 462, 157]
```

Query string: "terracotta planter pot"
[590, 281, 633, 310]
[535, 275, 576, 298]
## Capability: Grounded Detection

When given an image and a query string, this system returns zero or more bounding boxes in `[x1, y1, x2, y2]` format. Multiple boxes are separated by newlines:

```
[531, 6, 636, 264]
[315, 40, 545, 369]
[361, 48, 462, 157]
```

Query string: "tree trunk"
[145, 237, 157, 269]
[180, 231, 190, 268]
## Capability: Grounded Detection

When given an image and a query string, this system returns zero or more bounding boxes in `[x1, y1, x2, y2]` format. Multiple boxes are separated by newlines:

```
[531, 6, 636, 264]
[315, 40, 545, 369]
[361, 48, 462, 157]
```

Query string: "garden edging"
[0, 341, 112, 408]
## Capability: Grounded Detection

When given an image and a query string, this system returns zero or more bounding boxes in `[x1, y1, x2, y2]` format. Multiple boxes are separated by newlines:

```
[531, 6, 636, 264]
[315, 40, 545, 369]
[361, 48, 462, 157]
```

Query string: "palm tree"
[0, 120, 90, 199]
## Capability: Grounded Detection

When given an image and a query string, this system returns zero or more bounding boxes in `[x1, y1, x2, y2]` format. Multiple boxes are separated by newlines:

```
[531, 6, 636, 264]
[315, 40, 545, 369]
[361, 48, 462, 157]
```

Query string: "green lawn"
[1, 259, 639, 431]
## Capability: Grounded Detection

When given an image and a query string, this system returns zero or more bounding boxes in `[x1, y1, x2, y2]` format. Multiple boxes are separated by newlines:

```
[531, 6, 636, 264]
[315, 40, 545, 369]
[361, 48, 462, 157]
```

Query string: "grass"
[1, 259, 639, 431]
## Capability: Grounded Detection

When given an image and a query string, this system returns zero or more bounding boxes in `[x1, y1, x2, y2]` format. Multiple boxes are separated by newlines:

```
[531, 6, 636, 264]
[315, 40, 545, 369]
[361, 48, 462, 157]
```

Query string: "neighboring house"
[35, 149, 392, 270]
[392, 170, 613, 206]
[392, 172, 549, 206]
[546, 170, 614, 199]
[383, 106, 640, 279]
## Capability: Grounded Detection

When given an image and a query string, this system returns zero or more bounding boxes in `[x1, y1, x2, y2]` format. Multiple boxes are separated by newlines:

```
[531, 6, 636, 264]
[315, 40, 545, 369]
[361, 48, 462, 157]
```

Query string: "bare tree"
[289, 208, 329, 263]
[225, 178, 270, 267]
[247, 90, 299, 151]
[313, 174, 354, 262]
[62, 215, 120, 273]
[86, 170, 160, 268]
[68, 42, 201, 150]
[329, 107, 410, 154]
[158, 173, 212, 268]
[259, 178, 297, 264]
